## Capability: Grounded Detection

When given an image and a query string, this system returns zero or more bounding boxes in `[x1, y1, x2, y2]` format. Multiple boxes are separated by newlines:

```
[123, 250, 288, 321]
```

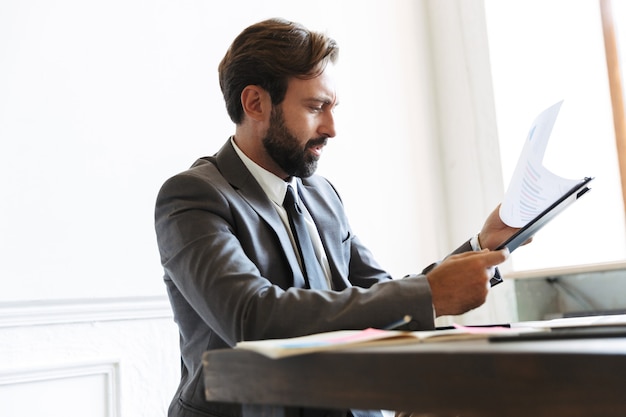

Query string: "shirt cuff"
[470, 233, 482, 251]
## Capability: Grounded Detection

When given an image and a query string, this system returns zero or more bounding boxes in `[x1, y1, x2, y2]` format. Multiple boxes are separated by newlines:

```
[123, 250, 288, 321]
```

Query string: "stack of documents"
[235, 325, 541, 359]
[236, 314, 626, 359]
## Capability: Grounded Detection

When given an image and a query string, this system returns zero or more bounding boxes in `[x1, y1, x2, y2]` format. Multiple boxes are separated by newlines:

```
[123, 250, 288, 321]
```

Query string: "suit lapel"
[214, 140, 307, 288]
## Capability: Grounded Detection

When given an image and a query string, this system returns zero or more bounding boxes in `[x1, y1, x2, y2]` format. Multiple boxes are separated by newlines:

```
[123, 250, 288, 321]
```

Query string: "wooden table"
[202, 332, 626, 417]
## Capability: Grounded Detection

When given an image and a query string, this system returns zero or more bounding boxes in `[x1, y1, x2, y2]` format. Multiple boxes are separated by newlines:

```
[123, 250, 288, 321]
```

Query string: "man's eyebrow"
[305, 97, 339, 107]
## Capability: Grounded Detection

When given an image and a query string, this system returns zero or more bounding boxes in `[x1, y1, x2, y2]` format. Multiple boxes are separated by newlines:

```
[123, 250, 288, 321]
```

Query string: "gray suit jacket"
[155, 140, 471, 417]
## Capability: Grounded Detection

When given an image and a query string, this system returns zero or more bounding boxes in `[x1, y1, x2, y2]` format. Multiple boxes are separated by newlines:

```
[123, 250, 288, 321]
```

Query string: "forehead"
[284, 64, 338, 103]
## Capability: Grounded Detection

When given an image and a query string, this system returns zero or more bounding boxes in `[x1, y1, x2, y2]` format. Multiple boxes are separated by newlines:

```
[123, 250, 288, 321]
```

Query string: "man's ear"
[241, 85, 271, 122]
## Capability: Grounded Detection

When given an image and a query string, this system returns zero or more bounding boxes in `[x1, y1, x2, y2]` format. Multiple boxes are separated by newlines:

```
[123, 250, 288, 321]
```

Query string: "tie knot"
[284, 185, 302, 214]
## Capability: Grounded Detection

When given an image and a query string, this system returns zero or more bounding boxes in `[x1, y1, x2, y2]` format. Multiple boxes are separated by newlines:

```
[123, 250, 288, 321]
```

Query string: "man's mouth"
[307, 138, 327, 157]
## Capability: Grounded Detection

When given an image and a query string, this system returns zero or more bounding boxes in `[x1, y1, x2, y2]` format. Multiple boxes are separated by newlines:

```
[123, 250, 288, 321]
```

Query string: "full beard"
[262, 108, 326, 178]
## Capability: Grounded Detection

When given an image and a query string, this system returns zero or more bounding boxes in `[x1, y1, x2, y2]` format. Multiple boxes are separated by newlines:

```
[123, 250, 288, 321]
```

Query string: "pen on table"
[382, 315, 412, 330]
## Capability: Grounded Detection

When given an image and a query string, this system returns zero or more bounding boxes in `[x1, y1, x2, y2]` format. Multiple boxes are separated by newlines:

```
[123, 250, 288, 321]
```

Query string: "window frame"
[600, 0, 626, 221]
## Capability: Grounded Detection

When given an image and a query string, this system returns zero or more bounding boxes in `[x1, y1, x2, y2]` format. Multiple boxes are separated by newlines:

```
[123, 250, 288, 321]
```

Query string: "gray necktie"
[283, 185, 328, 290]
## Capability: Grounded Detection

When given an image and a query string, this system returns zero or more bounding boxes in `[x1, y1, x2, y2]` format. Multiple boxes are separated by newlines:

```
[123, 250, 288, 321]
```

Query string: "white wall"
[0, 0, 443, 303]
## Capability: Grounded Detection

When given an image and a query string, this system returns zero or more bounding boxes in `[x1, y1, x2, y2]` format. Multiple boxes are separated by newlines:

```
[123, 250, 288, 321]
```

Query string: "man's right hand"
[426, 249, 509, 317]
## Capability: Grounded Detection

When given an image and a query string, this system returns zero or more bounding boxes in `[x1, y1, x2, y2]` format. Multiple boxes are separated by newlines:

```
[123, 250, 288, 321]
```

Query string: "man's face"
[262, 64, 338, 178]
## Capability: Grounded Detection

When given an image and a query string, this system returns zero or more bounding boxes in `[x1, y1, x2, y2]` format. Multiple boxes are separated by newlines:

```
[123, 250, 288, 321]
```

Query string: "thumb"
[480, 247, 510, 266]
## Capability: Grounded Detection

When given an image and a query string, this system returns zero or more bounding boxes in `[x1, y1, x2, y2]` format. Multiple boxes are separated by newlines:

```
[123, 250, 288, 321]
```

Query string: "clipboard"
[490, 176, 593, 286]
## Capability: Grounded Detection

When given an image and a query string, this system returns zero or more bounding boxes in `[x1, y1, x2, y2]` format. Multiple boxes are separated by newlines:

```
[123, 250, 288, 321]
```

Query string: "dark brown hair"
[218, 18, 339, 124]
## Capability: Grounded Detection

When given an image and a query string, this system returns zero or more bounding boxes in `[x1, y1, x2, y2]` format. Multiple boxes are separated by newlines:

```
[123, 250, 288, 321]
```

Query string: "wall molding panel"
[0, 296, 173, 328]
[0, 296, 180, 416]
[0, 360, 121, 417]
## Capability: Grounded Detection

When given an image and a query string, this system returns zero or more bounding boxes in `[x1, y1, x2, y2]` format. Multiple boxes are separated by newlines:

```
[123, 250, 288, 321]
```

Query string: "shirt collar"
[231, 137, 297, 206]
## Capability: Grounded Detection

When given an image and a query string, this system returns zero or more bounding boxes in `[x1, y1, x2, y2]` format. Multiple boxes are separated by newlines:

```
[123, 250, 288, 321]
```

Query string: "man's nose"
[319, 110, 336, 138]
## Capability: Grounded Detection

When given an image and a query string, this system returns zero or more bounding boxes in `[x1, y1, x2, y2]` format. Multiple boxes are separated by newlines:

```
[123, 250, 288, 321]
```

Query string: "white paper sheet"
[499, 101, 581, 227]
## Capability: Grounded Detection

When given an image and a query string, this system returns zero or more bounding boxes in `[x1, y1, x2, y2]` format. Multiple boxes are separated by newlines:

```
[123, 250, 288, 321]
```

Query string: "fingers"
[448, 247, 509, 268]
[479, 247, 510, 266]
[471, 248, 509, 281]
[426, 248, 509, 317]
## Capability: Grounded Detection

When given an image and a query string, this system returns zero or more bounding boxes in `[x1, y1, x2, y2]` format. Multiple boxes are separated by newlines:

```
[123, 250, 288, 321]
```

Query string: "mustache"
[306, 137, 328, 148]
